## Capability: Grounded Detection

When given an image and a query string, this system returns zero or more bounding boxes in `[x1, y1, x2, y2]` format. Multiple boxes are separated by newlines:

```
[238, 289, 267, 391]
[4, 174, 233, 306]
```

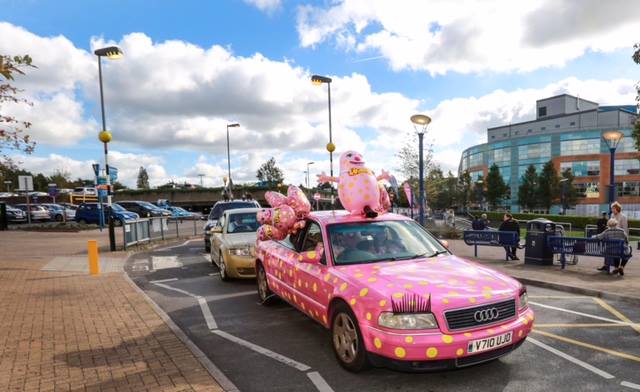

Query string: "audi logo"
[474, 308, 500, 323]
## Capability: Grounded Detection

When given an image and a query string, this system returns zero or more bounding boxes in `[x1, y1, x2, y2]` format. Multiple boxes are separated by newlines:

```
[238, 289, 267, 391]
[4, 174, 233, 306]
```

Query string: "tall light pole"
[306, 161, 314, 188]
[311, 75, 334, 203]
[94, 45, 123, 251]
[198, 174, 205, 188]
[475, 179, 484, 211]
[226, 123, 240, 190]
[559, 177, 569, 215]
[602, 130, 624, 216]
[410, 114, 432, 226]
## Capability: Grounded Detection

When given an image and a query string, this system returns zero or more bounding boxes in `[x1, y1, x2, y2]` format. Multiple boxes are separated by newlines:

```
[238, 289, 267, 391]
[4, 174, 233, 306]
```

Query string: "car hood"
[222, 232, 257, 248]
[332, 255, 520, 312]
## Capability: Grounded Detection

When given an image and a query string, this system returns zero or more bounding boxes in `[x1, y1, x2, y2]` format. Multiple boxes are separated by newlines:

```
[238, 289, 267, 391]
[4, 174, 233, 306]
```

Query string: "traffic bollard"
[88, 240, 100, 275]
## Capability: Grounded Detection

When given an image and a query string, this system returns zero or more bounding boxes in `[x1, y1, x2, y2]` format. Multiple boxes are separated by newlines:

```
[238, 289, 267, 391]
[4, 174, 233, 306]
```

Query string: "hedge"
[469, 210, 640, 230]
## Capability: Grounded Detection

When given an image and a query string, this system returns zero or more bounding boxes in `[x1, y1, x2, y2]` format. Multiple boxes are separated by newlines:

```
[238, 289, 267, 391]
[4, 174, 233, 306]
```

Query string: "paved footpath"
[449, 239, 640, 303]
[0, 230, 223, 392]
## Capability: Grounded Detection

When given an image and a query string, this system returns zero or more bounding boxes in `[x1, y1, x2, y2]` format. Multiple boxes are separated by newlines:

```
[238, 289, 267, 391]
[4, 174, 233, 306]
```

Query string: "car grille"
[444, 299, 516, 331]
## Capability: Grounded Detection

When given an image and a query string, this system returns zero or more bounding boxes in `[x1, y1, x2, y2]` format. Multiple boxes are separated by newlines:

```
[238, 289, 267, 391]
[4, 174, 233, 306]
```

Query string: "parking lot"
[127, 240, 640, 392]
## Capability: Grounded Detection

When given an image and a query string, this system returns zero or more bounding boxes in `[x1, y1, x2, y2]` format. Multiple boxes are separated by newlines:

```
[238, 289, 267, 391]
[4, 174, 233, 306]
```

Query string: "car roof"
[223, 207, 260, 215]
[213, 200, 259, 206]
[308, 210, 411, 225]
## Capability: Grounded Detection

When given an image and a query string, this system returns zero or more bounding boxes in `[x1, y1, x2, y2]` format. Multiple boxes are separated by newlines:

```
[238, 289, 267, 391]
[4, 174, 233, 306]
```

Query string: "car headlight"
[519, 290, 528, 309]
[378, 312, 438, 330]
[229, 246, 251, 256]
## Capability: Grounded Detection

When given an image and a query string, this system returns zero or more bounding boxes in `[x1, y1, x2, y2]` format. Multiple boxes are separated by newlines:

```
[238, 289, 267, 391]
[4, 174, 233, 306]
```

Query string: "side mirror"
[299, 245, 324, 264]
[211, 226, 222, 234]
[440, 240, 450, 249]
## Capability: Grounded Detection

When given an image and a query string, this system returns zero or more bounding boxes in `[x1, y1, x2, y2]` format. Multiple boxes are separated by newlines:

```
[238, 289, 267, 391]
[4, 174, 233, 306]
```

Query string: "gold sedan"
[209, 208, 259, 281]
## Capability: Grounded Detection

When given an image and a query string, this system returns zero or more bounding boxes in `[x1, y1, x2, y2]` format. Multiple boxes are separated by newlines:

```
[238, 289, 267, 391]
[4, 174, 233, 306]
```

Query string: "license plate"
[467, 332, 512, 354]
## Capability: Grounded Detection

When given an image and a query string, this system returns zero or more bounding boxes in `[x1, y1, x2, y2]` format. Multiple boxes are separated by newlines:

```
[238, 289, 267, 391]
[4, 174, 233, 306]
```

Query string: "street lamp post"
[306, 161, 314, 188]
[94, 46, 123, 252]
[475, 179, 484, 211]
[311, 75, 334, 204]
[559, 178, 569, 215]
[226, 123, 240, 194]
[602, 130, 624, 216]
[410, 114, 432, 226]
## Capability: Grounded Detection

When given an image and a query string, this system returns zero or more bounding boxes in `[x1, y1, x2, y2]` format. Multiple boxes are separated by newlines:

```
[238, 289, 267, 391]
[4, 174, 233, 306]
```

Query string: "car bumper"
[362, 307, 534, 367]
[225, 254, 256, 278]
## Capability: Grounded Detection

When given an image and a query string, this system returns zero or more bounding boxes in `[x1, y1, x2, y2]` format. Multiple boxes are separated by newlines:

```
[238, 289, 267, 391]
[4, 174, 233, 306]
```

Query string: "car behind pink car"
[255, 211, 534, 372]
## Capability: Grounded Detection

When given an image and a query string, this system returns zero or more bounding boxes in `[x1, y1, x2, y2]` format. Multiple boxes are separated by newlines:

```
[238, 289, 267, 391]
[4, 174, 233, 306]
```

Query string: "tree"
[470, 175, 485, 209]
[632, 43, 640, 151]
[425, 165, 444, 210]
[537, 160, 560, 213]
[560, 168, 578, 212]
[256, 157, 284, 185]
[1, 54, 36, 163]
[485, 164, 509, 210]
[137, 166, 150, 189]
[395, 131, 433, 181]
[518, 165, 539, 211]
[456, 170, 472, 212]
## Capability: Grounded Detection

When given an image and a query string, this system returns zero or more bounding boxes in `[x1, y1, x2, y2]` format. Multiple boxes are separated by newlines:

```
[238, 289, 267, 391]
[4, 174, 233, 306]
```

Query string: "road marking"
[536, 323, 640, 328]
[153, 282, 199, 298]
[593, 298, 640, 334]
[198, 297, 218, 330]
[622, 381, 640, 390]
[151, 256, 183, 270]
[157, 239, 197, 251]
[149, 278, 179, 284]
[529, 295, 590, 299]
[208, 291, 256, 301]
[532, 330, 640, 363]
[208, 272, 220, 276]
[306, 371, 335, 392]
[211, 329, 311, 372]
[530, 301, 629, 325]
[527, 337, 615, 379]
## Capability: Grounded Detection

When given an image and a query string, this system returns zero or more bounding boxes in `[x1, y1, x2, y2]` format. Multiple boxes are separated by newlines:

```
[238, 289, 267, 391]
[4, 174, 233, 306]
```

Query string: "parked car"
[4, 204, 27, 222]
[14, 204, 51, 221]
[41, 203, 75, 221]
[166, 206, 195, 220]
[74, 202, 139, 225]
[72, 187, 97, 196]
[59, 202, 78, 211]
[255, 211, 533, 372]
[203, 200, 260, 252]
[210, 208, 260, 280]
[117, 201, 172, 218]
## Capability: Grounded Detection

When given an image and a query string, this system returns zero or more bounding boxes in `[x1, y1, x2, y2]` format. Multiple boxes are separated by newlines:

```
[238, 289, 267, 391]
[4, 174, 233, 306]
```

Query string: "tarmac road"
[126, 240, 640, 392]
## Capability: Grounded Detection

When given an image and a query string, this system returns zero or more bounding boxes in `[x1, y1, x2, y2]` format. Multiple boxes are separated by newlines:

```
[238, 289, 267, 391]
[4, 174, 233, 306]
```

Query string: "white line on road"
[198, 297, 218, 330]
[208, 272, 220, 276]
[153, 282, 199, 298]
[530, 301, 629, 325]
[306, 371, 335, 392]
[211, 329, 311, 372]
[208, 291, 256, 302]
[527, 337, 615, 379]
[149, 278, 179, 284]
[156, 239, 197, 251]
[622, 381, 640, 390]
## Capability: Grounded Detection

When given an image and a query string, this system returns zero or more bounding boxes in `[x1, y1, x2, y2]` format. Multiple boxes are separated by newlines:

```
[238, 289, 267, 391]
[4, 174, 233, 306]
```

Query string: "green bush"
[469, 210, 640, 230]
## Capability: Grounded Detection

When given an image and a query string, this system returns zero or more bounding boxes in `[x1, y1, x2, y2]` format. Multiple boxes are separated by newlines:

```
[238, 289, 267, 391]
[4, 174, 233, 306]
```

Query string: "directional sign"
[92, 163, 100, 177]
[47, 183, 58, 197]
[18, 175, 34, 191]
[108, 165, 118, 182]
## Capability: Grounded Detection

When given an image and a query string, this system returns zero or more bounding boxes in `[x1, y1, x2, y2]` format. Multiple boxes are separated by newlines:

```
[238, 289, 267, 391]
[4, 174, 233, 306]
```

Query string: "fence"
[122, 217, 200, 250]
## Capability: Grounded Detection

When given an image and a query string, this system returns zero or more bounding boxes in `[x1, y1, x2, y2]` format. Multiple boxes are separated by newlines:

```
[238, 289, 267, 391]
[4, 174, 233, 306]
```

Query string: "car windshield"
[327, 220, 448, 266]
[226, 212, 259, 233]
[209, 202, 257, 220]
[111, 203, 126, 212]
[138, 201, 163, 210]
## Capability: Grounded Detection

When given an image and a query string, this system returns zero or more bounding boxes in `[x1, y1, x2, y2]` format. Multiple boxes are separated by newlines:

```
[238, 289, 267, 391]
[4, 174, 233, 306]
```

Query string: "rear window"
[209, 202, 258, 220]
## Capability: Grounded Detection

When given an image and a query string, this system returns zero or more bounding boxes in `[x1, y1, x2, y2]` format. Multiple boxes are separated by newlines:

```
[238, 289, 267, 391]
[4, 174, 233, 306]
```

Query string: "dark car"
[203, 200, 260, 252]
[5, 204, 27, 223]
[117, 201, 172, 218]
[74, 202, 139, 225]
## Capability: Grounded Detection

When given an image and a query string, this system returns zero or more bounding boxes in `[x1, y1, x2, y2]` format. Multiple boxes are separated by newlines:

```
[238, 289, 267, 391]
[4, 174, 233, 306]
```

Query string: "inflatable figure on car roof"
[317, 150, 392, 218]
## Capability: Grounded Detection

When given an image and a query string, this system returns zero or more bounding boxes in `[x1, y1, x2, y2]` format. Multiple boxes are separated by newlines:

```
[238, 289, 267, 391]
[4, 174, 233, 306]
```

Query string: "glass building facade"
[458, 95, 639, 216]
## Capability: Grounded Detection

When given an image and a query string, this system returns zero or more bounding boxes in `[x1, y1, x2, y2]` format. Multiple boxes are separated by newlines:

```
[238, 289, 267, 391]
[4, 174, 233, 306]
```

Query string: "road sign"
[108, 166, 118, 182]
[92, 163, 100, 177]
[97, 176, 107, 185]
[47, 183, 58, 197]
[18, 176, 34, 191]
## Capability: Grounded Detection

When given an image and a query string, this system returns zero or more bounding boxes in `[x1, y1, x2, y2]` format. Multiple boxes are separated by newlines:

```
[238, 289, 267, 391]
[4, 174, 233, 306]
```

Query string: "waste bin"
[524, 218, 556, 265]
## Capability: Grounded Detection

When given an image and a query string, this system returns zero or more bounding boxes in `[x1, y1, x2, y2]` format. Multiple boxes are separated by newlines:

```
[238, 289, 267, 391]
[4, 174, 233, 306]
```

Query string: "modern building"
[458, 94, 639, 216]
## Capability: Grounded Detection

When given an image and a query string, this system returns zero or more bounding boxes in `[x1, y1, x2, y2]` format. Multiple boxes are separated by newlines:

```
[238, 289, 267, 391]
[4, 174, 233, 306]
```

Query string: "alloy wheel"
[333, 313, 358, 364]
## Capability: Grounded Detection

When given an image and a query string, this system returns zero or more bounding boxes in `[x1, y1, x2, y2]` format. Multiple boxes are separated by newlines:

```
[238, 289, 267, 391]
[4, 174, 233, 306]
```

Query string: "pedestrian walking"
[472, 213, 489, 230]
[594, 218, 630, 275]
[499, 213, 520, 260]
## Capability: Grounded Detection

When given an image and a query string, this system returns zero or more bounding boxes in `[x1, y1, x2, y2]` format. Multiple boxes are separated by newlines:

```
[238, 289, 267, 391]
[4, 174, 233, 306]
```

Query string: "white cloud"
[296, 0, 640, 75]
[244, 0, 281, 13]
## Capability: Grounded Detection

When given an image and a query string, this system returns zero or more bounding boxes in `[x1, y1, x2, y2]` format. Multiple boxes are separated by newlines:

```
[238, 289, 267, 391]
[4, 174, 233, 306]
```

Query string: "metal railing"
[122, 217, 199, 249]
[547, 236, 625, 269]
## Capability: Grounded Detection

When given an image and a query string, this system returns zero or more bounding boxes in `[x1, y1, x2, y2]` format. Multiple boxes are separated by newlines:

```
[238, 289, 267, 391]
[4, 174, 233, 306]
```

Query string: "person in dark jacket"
[499, 213, 520, 260]
[472, 213, 488, 230]
[596, 212, 608, 234]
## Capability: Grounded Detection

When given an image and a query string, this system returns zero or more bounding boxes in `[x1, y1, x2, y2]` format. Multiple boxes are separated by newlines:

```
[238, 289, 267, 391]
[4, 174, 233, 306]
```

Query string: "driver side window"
[300, 222, 325, 264]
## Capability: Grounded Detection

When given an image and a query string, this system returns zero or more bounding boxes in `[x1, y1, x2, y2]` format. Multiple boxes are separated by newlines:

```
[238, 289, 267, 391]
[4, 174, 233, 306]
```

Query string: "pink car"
[255, 211, 534, 372]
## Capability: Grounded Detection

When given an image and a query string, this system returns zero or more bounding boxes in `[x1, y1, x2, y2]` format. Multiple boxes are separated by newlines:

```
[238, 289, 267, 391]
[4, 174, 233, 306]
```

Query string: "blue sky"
[1, 0, 638, 187]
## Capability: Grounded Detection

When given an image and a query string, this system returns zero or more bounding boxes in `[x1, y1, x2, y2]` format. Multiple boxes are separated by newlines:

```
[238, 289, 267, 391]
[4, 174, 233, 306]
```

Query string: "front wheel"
[256, 262, 274, 305]
[331, 302, 370, 372]
[219, 252, 230, 282]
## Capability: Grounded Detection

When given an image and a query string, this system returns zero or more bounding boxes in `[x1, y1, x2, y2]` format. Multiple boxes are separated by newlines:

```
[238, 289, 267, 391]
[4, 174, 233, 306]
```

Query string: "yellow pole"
[88, 240, 100, 275]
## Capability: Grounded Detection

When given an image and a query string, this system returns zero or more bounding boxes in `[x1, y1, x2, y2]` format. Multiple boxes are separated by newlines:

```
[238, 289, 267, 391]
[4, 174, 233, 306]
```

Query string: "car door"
[211, 213, 227, 264]
[292, 219, 331, 324]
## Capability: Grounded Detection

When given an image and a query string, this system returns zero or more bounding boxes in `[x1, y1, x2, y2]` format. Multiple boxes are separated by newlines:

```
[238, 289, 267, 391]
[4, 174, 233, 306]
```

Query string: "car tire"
[55, 214, 63, 222]
[205, 240, 210, 253]
[331, 302, 371, 372]
[256, 261, 274, 305]
[219, 252, 230, 282]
